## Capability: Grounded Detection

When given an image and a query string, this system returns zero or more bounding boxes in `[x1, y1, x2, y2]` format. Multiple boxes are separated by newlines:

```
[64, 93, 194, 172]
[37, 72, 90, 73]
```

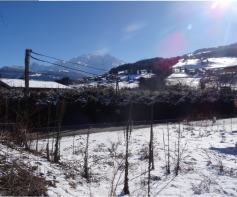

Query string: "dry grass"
[0, 158, 47, 196]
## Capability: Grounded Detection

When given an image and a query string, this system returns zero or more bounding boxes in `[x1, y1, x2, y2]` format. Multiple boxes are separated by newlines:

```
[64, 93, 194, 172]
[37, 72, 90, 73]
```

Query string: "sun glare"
[205, 1, 231, 18]
[211, 2, 218, 9]
[211, 0, 235, 9]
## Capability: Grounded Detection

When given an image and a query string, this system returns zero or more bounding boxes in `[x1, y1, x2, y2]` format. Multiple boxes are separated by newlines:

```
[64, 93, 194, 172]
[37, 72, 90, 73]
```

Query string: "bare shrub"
[139, 145, 149, 160]
[0, 158, 47, 196]
[193, 176, 224, 195]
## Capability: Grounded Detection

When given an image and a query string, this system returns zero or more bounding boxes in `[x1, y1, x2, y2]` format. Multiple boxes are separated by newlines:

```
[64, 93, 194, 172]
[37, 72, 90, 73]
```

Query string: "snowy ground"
[173, 57, 237, 70]
[1, 118, 237, 196]
[166, 73, 201, 88]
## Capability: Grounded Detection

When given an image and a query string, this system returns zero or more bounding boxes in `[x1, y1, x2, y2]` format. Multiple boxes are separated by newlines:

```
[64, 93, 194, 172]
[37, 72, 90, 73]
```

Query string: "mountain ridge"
[30, 53, 125, 76]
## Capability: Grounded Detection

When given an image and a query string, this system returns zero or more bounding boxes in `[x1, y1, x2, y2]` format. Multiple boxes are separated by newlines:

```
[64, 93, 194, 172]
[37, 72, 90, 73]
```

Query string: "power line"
[0, 70, 24, 74]
[0, 69, 85, 80]
[0, 70, 22, 73]
[35, 72, 85, 79]
[31, 51, 109, 71]
[30, 55, 97, 76]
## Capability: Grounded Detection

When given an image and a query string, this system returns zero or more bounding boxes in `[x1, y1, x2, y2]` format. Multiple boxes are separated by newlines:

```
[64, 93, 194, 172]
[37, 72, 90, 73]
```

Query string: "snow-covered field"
[173, 57, 237, 70]
[2, 118, 237, 196]
[166, 73, 201, 88]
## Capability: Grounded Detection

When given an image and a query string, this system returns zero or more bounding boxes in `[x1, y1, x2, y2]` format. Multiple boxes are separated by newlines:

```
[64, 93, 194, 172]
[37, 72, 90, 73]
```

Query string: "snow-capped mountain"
[0, 66, 24, 79]
[30, 53, 125, 76]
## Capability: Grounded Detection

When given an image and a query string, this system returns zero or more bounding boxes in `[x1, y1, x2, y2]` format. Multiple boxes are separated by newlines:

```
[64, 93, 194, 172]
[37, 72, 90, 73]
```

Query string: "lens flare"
[187, 24, 193, 30]
[157, 31, 188, 57]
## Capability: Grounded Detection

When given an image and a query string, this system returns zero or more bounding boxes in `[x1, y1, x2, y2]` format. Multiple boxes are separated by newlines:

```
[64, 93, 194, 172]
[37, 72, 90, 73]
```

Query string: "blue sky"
[0, 1, 237, 68]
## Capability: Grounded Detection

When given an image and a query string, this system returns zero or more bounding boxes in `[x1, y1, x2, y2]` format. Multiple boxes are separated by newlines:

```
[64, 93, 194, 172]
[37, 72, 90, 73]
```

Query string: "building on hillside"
[0, 78, 70, 90]
[187, 69, 197, 76]
[224, 65, 237, 73]
[139, 69, 152, 74]
[118, 69, 153, 75]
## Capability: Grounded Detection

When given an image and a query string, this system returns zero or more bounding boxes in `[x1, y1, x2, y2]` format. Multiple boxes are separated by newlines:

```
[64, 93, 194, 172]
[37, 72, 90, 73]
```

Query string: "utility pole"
[116, 79, 118, 95]
[24, 49, 32, 134]
[24, 49, 32, 97]
[116, 78, 119, 95]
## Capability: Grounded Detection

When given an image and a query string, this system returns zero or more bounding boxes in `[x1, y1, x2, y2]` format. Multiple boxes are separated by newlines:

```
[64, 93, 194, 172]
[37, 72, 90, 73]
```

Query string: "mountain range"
[0, 53, 125, 81]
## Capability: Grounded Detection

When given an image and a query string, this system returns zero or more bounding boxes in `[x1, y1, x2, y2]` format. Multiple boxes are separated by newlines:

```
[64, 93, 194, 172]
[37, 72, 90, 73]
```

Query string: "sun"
[205, 0, 236, 19]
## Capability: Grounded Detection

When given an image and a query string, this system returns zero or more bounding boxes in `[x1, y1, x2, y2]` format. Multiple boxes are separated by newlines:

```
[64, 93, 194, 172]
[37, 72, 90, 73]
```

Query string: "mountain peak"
[44, 53, 125, 76]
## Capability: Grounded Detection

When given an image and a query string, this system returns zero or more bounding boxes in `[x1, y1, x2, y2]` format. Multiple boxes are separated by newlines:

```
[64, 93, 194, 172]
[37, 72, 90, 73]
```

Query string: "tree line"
[109, 56, 181, 75]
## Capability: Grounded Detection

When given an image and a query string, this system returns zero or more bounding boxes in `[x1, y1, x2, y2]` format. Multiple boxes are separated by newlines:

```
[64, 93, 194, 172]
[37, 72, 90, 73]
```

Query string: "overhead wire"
[35, 72, 85, 79]
[0, 69, 85, 80]
[1, 51, 108, 80]
[0, 70, 24, 74]
[30, 55, 97, 76]
[31, 51, 109, 71]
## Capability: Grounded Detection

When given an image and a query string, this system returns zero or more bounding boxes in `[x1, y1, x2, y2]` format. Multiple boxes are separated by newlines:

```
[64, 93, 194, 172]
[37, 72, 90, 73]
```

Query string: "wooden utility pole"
[24, 49, 32, 97]
[24, 49, 32, 132]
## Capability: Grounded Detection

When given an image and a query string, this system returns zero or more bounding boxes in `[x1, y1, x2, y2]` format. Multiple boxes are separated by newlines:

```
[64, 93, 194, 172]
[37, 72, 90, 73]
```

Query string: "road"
[37, 122, 156, 139]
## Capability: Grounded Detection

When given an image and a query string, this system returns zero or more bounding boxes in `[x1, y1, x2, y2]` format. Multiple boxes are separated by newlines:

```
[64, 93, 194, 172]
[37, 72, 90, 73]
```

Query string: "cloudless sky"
[0, 1, 237, 68]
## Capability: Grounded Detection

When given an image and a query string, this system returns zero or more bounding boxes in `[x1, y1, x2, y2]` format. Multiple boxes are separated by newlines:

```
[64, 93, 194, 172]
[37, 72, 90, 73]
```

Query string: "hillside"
[193, 42, 237, 55]
[109, 56, 180, 75]
[166, 57, 237, 88]
[173, 57, 237, 70]
[109, 42, 237, 78]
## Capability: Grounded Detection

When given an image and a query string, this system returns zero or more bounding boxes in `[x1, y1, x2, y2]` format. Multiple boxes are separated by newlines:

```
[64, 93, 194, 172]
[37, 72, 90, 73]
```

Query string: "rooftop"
[0, 78, 70, 89]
